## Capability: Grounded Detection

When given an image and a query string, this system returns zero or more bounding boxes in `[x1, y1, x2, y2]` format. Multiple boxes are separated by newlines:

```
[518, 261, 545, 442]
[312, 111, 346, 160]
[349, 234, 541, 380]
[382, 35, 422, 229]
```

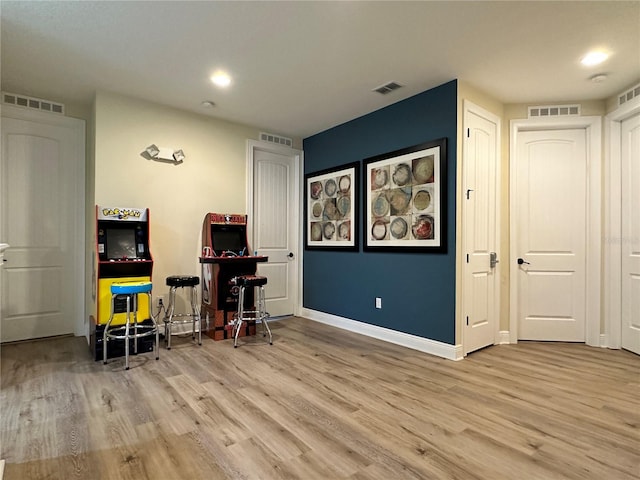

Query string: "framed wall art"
[305, 162, 359, 251]
[363, 138, 447, 252]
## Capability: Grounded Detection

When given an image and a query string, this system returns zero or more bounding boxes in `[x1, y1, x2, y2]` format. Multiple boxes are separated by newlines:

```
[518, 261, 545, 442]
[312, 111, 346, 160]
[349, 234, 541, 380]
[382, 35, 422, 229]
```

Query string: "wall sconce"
[173, 149, 185, 162]
[145, 144, 160, 158]
[142, 144, 185, 164]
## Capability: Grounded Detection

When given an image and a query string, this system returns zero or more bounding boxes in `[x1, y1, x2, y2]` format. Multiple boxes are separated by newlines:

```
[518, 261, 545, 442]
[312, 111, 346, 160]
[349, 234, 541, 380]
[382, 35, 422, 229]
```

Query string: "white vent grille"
[528, 104, 580, 118]
[260, 132, 293, 147]
[618, 83, 640, 106]
[2, 92, 65, 115]
[373, 81, 403, 95]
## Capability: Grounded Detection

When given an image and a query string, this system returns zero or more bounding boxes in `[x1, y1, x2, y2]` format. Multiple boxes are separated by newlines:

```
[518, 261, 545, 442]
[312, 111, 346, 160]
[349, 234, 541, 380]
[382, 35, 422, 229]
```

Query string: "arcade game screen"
[106, 227, 137, 259]
[211, 226, 247, 255]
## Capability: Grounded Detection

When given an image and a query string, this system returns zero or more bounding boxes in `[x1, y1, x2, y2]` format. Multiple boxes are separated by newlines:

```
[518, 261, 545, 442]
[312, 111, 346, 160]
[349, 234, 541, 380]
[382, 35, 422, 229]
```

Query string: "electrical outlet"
[156, 295, 165, 307]
[375, 297, 382, 309]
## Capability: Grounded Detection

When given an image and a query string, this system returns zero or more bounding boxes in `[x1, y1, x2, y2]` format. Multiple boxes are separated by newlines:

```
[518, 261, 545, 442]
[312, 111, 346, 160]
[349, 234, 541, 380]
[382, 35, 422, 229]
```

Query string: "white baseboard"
[599, 333, 609, 348]
[300, 308, 463, 361]
[498, 330, 511, 344]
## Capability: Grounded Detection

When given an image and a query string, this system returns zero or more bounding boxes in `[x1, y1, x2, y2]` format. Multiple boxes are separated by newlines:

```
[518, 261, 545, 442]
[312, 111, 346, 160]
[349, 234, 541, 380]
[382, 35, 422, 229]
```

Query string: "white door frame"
[1, 104, 86, 338]
[246, 139, 303, 316]
[509, 116, 601, 346]
[604, 94, 640, 349]
[461, 100, 501, 353]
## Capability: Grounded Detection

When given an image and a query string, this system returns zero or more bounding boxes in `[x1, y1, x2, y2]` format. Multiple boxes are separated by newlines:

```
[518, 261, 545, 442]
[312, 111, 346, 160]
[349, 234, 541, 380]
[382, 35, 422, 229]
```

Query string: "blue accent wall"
[302, 80, 457, 344]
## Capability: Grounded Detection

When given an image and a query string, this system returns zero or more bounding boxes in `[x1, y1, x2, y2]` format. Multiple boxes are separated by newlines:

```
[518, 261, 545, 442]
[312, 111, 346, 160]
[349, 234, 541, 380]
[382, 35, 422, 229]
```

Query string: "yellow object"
[97, 276, 152, 325]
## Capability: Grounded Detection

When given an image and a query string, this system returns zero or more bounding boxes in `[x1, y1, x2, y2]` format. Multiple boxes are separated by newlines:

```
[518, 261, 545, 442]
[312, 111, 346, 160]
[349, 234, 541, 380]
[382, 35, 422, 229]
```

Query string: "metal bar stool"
[103, 280, 159, 369]
[163, 275, 201, 349]
[232, 274, 272, 348]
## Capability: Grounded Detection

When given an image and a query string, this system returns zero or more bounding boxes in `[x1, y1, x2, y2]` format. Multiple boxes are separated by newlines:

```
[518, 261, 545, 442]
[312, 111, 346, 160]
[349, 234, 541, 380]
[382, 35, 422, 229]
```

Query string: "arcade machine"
[200, 213, 267, 340]
[90, 205, 155, 360]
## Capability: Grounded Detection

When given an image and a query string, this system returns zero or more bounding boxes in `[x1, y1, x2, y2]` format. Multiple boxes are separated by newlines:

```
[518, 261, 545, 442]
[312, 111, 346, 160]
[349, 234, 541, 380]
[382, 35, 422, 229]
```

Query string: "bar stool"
[163, 275, 201, 349]
[103, 280, 159, 369]
[232, 274, 272, 348]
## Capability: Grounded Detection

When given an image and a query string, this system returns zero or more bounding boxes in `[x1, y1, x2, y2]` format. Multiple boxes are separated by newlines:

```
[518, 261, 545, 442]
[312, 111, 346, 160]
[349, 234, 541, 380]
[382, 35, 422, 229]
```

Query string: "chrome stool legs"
[232, 275, 272, 348]
[163, 275, 201, 349]
[103, 281, 159, 370]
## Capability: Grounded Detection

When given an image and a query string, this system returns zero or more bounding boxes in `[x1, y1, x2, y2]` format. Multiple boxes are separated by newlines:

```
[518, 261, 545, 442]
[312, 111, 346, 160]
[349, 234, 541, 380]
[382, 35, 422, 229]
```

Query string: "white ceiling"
[2, 1, 638, 138]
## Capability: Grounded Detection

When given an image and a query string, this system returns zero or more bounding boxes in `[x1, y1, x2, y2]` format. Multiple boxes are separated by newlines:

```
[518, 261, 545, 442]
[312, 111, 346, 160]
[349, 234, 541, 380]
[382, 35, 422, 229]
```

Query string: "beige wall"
[87, 80, 635, 341]
[458, 82, 613, 339]
[605, 80, 640, 113]
[456, 81, 505, 344]
[502, 99, 606, 334]
[91, 91, 287, 315]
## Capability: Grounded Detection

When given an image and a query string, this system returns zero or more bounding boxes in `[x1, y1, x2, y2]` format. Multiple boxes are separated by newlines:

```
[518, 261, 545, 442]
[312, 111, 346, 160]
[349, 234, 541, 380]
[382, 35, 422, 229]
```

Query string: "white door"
[621, 113, 640, 354]
[515, 129, 587, 341]
[247, 141, 301, 317]
[1, 107, 85, 342]
[463, 102, 500, 355]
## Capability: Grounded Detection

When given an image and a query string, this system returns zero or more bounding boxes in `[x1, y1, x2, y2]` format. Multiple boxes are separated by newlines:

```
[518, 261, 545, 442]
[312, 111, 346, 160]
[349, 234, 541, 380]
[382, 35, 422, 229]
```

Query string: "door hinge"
[466, 316, 469, 326]
[466, 254, 469, 263]
[467, 128, 470, 138]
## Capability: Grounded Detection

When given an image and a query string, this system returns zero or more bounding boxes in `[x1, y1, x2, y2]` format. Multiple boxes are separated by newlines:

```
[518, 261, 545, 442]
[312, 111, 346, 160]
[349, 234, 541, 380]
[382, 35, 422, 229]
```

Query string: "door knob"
[287, 252, 294, 259]
[517, 258, 530, 265]
[490, 252, 499, 269]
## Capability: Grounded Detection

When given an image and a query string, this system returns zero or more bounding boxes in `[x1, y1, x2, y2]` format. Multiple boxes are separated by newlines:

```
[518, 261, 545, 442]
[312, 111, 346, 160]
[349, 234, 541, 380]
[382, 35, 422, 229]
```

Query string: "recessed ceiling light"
[581, 51, 608, 66]
[210, 71, 231, 87]
[201, 100, 215, 108]
[590, 73, 608, 83]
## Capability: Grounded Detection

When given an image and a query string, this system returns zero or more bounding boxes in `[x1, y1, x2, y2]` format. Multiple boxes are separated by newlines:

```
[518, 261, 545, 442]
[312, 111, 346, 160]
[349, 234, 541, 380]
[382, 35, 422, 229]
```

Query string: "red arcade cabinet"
[199, 213, 267, 341]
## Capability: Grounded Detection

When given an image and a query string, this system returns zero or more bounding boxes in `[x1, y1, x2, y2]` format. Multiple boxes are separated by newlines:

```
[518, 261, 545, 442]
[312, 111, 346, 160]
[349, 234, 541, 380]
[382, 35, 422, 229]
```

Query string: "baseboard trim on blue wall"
[300, 308, 463, 361]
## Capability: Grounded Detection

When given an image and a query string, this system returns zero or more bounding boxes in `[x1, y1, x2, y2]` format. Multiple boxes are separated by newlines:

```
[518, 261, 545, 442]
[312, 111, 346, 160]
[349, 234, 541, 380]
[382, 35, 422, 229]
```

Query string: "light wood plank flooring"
[1, 317, 638, 479]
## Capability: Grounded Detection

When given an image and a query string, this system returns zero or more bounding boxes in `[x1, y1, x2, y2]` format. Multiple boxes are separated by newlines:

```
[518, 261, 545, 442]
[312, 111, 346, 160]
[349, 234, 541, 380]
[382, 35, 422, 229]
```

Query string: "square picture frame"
[304, 162, 359, 251]
[363, 138, 447, 252]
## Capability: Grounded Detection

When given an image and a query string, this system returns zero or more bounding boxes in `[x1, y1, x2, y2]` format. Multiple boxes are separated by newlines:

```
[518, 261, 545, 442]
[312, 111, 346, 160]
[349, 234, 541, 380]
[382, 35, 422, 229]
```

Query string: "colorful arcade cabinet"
[90, 205, 155, 359]
[199, 213, 267, 341]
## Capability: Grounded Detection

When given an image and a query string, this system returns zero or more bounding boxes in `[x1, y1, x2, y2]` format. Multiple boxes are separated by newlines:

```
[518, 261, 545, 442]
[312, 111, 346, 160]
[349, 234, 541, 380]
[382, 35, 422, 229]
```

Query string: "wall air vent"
[373, 81, 403, 95]
[618, 83, 640, 106]
[2, 91, 65, 115]
[259, 132, 293, 147]
[528, 104, 580, 118]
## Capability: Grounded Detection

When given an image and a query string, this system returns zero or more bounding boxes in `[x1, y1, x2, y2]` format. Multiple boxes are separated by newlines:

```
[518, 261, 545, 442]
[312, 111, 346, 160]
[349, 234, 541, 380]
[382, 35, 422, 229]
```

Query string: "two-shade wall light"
[142, 144, 185, 164]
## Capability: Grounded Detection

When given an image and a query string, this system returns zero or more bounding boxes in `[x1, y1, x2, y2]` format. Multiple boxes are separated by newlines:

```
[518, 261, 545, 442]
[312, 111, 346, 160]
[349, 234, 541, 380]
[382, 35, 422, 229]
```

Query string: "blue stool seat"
[103, 280, 160, 369]
[111, 281, 153, 295]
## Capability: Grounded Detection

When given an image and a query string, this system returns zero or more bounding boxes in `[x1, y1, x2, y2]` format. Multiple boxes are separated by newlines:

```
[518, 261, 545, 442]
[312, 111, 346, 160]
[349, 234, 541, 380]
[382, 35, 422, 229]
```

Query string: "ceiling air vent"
[260, 132, 293, 148]
[618, 83, 640, 106]
[528, 104, 580, 118]
[373, 81, 403, 95]
[2, 92, 65, 115]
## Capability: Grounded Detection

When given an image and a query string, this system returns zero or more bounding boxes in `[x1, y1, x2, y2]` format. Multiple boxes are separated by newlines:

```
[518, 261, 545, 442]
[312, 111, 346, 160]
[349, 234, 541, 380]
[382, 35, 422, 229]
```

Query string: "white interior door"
[463, 102, 500, 355]
[247, 140, 301, 317]
[515, 129, 587, 341]
[621, 113, 640, 354]
[1, 107, 85, 342]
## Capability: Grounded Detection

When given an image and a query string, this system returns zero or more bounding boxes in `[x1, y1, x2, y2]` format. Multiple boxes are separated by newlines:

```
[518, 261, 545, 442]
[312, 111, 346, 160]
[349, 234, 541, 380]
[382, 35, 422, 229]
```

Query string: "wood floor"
[1, 317, 638, 479]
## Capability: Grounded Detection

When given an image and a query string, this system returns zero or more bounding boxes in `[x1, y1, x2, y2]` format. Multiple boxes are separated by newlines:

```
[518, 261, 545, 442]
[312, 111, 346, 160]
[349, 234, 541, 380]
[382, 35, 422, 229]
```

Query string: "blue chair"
[103, 281, 159, 369]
